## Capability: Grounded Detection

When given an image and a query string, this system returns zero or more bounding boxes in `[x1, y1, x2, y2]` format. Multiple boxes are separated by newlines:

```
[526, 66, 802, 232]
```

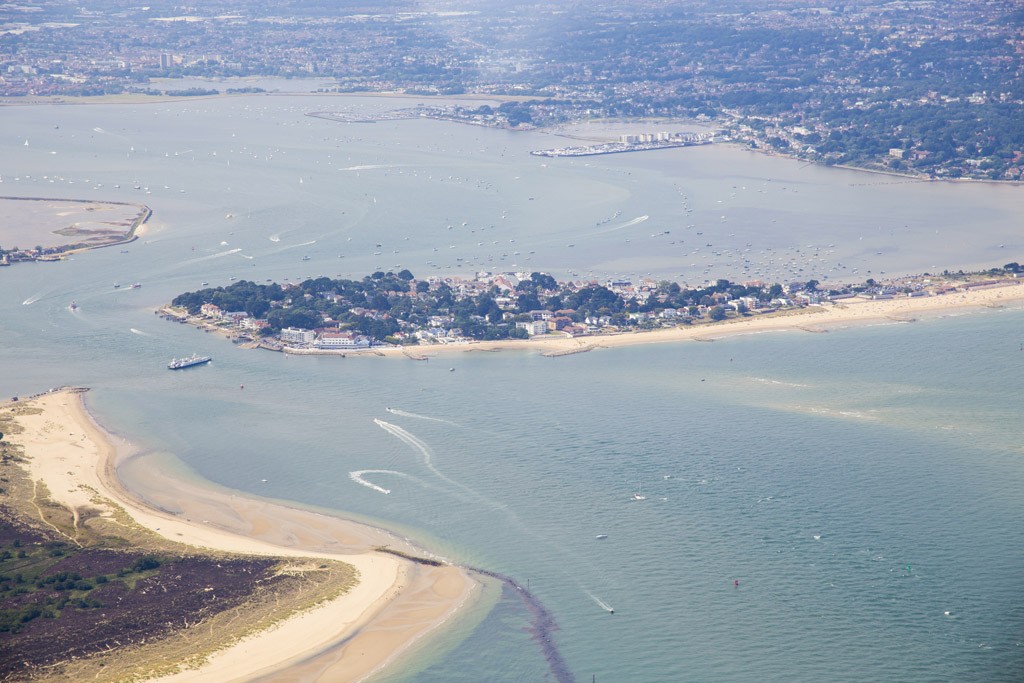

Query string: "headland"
[159, 270, 1024, 360]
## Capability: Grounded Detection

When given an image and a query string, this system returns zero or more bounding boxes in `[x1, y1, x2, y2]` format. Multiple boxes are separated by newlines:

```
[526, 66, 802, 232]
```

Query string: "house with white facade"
[281, 327, 315, 345]
[315, 331, 370, 349]
[515, 320, 548, 336]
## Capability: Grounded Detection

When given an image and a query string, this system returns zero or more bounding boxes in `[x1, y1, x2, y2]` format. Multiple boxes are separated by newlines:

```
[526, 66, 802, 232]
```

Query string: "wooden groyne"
[541, 343, 599, 358]
[375, 546, 444, 566]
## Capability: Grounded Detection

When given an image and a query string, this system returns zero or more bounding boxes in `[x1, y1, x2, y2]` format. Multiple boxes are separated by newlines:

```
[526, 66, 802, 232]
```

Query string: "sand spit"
[1, 388, 477, 682]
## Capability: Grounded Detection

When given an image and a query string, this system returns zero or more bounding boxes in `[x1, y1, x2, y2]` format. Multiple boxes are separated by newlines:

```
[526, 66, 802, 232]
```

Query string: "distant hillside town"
[3, 0, 1021, 181]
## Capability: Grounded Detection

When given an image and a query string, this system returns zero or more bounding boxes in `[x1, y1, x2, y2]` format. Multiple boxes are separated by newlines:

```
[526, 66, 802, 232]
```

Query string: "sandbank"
[4, 388, 478, 682]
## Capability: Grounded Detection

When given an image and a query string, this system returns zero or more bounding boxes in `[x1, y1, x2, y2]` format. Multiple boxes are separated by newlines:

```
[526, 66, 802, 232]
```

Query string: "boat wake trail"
[22, 292, 45, 305]
[376, 422, 610, 617]
[129, 328, 151, 337]
[374, 419, 503, 508]
[340, 164, 400, 171]
[385, 407, 460, 426]
[587, 591, 615, 614]
[618, 214, 649, 229]
[750, 376, 810, 388]
[268, 234, 281, 242]
[185, 247, 242, 264]
[600, 214, 649, 235]
[349, 469, 407, 495]
[374, 419, 455, 484]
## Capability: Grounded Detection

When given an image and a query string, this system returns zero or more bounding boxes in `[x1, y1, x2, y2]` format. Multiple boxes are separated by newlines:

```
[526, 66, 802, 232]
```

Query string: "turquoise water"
[2, 96, 1023, 681]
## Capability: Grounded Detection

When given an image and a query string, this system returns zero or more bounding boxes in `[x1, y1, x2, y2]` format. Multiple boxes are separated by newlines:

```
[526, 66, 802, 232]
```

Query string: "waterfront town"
[2, 0, 1021, 180]
[162, 266, 1024, 354]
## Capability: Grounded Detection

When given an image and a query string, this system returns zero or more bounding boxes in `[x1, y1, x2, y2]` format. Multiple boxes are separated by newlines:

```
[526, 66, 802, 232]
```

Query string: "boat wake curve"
[349, 469, 406, 495]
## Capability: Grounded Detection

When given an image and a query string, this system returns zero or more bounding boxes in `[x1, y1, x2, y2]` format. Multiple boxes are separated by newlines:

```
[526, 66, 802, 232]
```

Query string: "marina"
[531, 131, 719, 158]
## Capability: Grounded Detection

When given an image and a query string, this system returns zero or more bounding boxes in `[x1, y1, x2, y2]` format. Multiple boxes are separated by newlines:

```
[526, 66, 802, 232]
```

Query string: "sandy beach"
[349, 280, 1024, 359]
[3, 389, 478, 682]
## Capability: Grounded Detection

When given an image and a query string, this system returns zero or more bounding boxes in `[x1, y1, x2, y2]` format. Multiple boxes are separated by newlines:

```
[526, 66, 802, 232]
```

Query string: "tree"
[268, 308, 319, 330]
[708, 306, 727, 321]
[516, 292, 542, 312]
[530, 272, 558, 291]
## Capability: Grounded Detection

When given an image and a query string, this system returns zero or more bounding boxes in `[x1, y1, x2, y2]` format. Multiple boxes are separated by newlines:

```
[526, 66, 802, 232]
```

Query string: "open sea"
[2, 93, 1023, 682]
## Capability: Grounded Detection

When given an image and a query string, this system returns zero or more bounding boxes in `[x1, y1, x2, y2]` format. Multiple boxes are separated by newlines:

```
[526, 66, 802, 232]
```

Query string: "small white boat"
[595, 534, 608, 540]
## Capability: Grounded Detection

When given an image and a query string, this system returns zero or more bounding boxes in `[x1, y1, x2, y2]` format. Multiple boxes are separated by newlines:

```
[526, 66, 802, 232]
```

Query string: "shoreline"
[168, 281, 1024, 361]
[2, 89, 1015, 184]
[374, 283, 1024, 357]
[3, 389, 479, 682]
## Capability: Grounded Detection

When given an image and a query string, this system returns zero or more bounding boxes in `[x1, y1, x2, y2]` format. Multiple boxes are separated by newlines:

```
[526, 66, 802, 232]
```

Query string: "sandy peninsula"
[1, 388, 478, 682]
[355, 280, 1024, 359]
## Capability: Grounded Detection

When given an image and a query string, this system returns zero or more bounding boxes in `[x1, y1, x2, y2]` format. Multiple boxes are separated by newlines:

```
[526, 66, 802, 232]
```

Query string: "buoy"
[240, 384, 244, 389]
[734, 579, 740, 587]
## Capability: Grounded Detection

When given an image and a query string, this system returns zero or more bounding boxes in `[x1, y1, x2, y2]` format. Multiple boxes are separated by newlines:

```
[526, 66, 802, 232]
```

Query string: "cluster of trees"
[172, 270, 805, 343]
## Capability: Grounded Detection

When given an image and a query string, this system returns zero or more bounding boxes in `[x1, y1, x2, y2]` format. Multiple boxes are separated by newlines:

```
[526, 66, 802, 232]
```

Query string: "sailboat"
[632, 479, 646, 501]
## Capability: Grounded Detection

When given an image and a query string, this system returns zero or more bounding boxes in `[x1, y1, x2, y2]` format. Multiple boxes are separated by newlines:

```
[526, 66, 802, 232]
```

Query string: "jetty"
[541, 343, 599, 357]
